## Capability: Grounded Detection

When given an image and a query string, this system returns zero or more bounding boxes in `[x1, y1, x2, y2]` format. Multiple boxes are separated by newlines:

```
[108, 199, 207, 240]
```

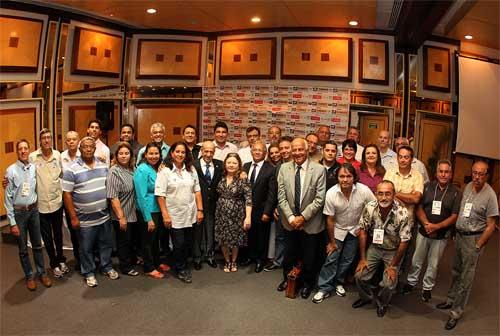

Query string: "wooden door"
[359, 114, 388, 146]
[68, 104, 120, 146]
[417, 117, 453, 177]
[135, 104, 199, 146]
[0, 108, 36, 216]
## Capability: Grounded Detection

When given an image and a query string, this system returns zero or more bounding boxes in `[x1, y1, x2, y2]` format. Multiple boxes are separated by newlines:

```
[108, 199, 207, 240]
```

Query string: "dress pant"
[272, 217, 287, 266]
[248, 214, 271, 263]
[63, 205, 80, 265]
[112, 220, 136, 273]
[282, 229, 323, 288]
[406, 232, 448, 290]
[78, 220, 113, 278]
[446, 233, 483, 319]
[355, 245, 400, 308]
[192, 211, 215, 262]
[39, 206, 65, 268]
[14, 208, 46, 279]
[171, 226, 194, 272]
[141, 212, 165, 273]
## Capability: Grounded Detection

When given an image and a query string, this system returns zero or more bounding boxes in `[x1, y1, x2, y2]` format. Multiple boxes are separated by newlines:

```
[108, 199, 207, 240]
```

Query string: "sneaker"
[105, 269, 120, 280]
[312, 291, 331, 304]
[422, 289, 432, 302]
[335, 284, 346, 297]
[264, 262, 280, 272]
[60, 262, 70, 274]
[53, 267, 64, 278]
[86, 276, 98, 287]
[401, 283, 414, 295]
[178, 271, 192, 283]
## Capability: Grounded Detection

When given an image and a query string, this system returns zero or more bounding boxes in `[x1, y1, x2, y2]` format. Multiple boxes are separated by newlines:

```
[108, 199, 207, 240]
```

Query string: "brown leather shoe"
[39, 275, 52, 288]
[26, 278, 37, 291]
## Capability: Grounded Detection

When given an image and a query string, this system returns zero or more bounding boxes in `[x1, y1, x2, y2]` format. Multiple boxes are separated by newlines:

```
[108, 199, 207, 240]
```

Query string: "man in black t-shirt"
[401, 160, 462, 301]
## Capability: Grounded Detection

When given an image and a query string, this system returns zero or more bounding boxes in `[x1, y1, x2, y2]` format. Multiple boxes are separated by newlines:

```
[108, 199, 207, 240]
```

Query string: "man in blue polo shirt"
[62, 136, 119, 287]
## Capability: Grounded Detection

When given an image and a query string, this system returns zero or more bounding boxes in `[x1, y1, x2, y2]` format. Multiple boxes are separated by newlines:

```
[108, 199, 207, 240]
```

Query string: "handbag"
[285, 264, 302, 299]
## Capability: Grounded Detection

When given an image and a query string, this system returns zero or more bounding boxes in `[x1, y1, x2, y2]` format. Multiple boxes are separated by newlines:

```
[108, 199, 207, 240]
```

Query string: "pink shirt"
[358, 168, 384, 193]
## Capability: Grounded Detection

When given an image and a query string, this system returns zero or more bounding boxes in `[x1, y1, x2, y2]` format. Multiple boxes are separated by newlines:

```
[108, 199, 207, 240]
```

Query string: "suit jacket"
[243, 161, 276, 219]
[277, 160, 326, 234]
[194, 158, 223, 215]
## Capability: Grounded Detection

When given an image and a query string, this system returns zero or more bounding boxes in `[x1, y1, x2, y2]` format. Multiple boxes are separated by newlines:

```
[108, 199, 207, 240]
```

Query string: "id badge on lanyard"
[372, 229, 384, 244]
[463, 203, 473, 218]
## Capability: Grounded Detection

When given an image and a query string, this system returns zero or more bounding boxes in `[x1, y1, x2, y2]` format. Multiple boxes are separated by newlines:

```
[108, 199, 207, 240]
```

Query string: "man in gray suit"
[276, 137, 326, 299]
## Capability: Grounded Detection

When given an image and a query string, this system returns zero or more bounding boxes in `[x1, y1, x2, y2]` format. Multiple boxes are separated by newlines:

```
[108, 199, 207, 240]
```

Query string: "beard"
[378, 200, 392, 208]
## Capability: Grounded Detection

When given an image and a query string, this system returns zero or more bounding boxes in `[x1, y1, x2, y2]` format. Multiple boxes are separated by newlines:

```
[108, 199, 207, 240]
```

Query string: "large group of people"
[3, 120, 498, 331]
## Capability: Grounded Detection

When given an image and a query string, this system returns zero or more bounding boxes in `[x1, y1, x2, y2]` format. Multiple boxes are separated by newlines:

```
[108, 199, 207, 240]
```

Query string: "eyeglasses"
[472, 171, 487, 177]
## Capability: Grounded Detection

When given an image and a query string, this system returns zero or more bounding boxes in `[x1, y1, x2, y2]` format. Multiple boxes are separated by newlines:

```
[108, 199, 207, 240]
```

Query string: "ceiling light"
[349, 20, 358, 26]
[146, 8, 157, 14]
[464, 34, 473, 40]
[109, 14, 114, 17]
[251, 17, 261, 23]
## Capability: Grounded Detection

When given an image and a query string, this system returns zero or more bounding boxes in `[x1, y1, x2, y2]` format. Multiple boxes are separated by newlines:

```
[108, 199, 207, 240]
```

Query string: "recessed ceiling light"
[464, 34, 473, 40]
[146, 8, 157, 14]
[251, 17, 261, 23]
[109, 14, 114, 17]
[349, 20, 358, 26]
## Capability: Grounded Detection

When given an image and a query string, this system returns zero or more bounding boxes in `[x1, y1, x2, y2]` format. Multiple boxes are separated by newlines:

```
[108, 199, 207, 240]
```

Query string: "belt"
[457, 230, 483, 236]
[14, 203, 37, 211]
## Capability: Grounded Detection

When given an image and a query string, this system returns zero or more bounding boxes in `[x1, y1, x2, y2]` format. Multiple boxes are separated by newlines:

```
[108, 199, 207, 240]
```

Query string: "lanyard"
[433, 183, 449, 202]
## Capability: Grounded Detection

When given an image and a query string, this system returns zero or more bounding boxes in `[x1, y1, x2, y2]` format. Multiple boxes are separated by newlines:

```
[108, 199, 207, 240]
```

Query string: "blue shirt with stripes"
[62, 157, 109, 227]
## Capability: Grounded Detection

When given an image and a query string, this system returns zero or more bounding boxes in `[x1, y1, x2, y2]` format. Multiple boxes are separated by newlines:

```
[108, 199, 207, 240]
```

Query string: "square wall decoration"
[281, 37, 353, 81]
[358, 39, 389, 85]
[71, 26, 123, 78]
[423, 45, 450, 93]
[0, 15, 44, 73]
[136, 39, 202, 79]
[219, 38, 276, 79]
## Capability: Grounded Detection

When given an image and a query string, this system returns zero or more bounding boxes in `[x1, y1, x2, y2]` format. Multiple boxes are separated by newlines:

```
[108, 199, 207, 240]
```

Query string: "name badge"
[373, 229, 384, 244]
[432, 201, 442, 215]
[21, 182, 30, 197]
[463, 202, 473, 218]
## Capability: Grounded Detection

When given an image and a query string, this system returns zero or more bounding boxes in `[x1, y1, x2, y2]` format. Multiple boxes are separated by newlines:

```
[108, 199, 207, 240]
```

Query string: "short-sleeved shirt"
[386, 158, 429, 183]
[62, 158, 109, 227]
[359, 200, 412, 250]
[323, 183, 376, 241]
[381, 149, 397, 168]
[95, 139, 110, 167]
[358, 168, 384, 193]
[213, 141, 238, 161]
[456, 182, 499, 233]
[155, 164, 201, 229]
[419, 181, 462, 239]
[29, 149, 63, 213]
[384, 168, 424, 225]
[61, 150, 80, 171]
[321, 160, 340, 191]
[106, 165, 137, 222]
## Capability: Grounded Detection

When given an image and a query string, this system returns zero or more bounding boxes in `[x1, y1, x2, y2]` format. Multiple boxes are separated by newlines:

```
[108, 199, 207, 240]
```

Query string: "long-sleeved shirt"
[4, 161, 37, 226]
[134, 162, 160, 222]
[29, 148, 63, 214]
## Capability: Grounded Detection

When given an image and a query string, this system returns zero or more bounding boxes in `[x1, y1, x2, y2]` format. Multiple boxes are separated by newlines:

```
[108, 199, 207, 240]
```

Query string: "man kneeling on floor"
[352, 180, 411, 317]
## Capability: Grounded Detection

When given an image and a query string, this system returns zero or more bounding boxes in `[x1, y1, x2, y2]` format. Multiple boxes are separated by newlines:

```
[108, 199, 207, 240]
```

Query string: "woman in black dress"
[215, 153, 252, 272]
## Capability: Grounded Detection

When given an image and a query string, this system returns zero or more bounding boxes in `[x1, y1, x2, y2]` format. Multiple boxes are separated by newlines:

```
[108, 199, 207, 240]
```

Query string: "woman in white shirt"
[155, 142, 203, 284]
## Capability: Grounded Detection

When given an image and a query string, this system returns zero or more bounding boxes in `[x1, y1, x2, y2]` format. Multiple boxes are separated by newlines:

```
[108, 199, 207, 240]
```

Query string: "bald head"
[291, 137, 308, 165]
[201, 141, 215, 163]
[316, 125, 331, 145]
[378, 130, 391, 150]
[65, 131, 80, 151]
[394, 137, 409, 152]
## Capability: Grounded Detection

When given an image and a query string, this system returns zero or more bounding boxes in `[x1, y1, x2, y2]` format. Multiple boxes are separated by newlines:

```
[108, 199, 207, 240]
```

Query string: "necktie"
[204, 164, 212, 184]
[294, 165, 301, 215]
[250, 163, 258, 185]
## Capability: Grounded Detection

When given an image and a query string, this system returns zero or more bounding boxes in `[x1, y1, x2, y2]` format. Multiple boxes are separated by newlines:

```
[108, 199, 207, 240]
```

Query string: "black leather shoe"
[300, 286, 312, 299]
[422, 290, 432, 302]
[436, 302, 453, 310]
[401, 283, 414, 295]
[206, 259, 218, 268]
[193, 261, 202, 271]
[377, 306, 387, 317]
[445, 317, 458, 330]
[352, 298, 371, 308]
[277, 280, 288, 292]
[239, 258, 252, 267]
[255, 262, 264, 273]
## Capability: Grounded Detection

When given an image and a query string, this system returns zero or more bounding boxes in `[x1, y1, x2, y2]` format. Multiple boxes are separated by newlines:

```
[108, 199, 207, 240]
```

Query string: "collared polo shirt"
[61, 150, 81, 171]
[4, 161, 37, 226]
[213, 140, 238, 161]
[456, 182, 499, 233]
[29, 148, 63, 213]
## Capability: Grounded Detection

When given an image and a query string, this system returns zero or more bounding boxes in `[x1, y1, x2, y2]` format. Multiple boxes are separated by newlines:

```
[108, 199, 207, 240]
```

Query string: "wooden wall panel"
[68, 105, 120, 146]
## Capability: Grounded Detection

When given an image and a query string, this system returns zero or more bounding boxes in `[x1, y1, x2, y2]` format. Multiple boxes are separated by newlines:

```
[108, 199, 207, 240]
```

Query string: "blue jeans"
[78, 220, 113, 278]
[272, 217, 286, 266]
[317, 233, 358, 293]
[14, 208, 46, 279]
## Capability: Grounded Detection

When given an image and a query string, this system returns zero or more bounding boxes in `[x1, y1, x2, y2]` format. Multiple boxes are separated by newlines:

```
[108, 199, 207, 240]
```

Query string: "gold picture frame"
[423, 45, 450, 93]
[358, 39, 389, 85]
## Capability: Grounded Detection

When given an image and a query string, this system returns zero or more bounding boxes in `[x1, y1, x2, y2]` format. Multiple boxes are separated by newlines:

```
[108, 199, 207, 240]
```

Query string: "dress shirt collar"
[16, 160, 31, 170]
[396, 168, 416, 178]
[293, 158, 309, 170]
[213, 140, 229, 150]
[251, 160, 265, 168]
[201, 158, 213, 167]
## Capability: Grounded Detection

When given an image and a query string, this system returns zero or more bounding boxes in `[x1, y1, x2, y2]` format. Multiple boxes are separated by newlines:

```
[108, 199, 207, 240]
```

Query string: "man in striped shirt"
[62, 136, 119, 287]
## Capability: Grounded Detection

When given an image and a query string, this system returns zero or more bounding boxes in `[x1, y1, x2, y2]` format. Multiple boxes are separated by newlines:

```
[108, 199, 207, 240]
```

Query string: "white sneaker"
[105, 269, 120, 280]
[312, 291, 330, 304]
[60, 262, 70, 274]
[53, 267, 64, 278]
[86, 276, 98, 287]
[336, 284, 346, 297]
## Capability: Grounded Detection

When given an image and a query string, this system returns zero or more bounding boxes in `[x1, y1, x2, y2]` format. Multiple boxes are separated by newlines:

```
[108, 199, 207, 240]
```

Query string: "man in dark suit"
[277, 137, 326, 299]
[192, 141, 223, 270]
[241, 141, 276, 273]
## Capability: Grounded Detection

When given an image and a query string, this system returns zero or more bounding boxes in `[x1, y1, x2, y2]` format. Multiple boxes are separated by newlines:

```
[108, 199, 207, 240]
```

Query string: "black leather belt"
[14, 203, 37, 211]
[457, 230, 483, 236]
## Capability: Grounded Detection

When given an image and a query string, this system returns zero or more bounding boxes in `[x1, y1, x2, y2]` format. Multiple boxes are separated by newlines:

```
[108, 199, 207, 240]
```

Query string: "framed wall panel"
[423, 45, 450, 93]
[70, 26, 123, 78]
[136, 39, 202, 79]
[281, 37, 352, 82]
[219, 38, 276, 79]
[358, 39, 389, 85]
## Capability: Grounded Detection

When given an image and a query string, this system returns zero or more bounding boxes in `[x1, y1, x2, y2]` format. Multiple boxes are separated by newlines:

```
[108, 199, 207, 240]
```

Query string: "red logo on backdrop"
[237, 92, 244, 97]
[217, 113, 225, 117]
[331, 118, 341, 122]
[293, 94, 302, 98]
[291, 114, 300, 119]
[313, 95, 322, 99]
[234, 120, 242, 124]
[255, 100, 263, 104]
[272, 107, 281, 112]
[333, 96, 342, 100]
[311, 116, 320, 121]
